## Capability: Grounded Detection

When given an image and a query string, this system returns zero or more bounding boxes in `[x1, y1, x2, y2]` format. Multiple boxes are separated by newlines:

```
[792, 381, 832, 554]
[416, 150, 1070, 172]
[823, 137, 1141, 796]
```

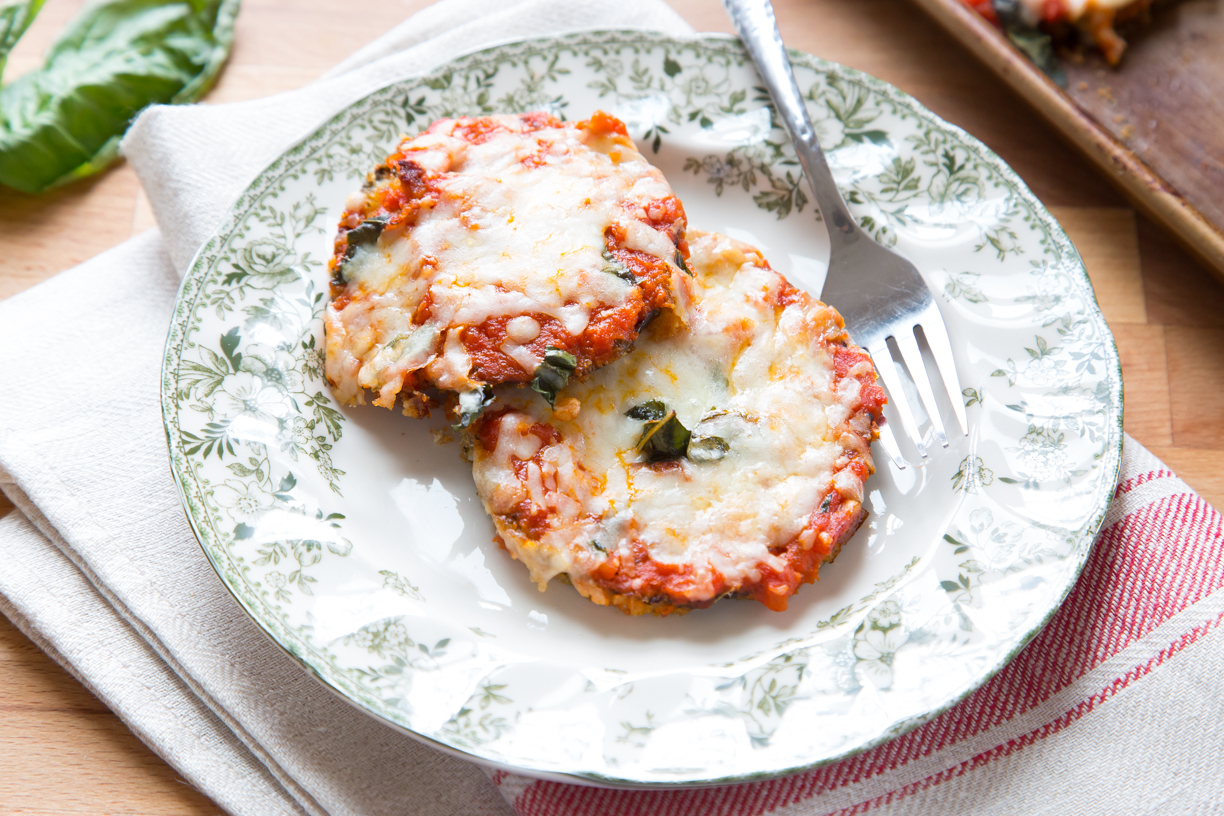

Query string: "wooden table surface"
[1, 0, 1222, 812]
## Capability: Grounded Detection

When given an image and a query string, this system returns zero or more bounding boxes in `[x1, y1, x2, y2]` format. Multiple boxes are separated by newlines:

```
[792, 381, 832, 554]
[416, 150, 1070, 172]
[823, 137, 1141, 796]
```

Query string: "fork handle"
[721, 0, 860, 240]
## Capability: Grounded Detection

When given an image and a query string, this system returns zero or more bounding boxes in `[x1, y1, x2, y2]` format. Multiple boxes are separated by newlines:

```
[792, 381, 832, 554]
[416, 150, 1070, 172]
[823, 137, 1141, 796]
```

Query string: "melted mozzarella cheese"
[325, 115, 682, 407]
[470, 231, 876, 603]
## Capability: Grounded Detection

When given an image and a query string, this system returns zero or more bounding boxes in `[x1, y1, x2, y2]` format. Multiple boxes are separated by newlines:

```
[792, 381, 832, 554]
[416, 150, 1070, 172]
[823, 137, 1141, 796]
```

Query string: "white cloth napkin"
[0, 1, 690, 814]
[5, 1, 1224, 814]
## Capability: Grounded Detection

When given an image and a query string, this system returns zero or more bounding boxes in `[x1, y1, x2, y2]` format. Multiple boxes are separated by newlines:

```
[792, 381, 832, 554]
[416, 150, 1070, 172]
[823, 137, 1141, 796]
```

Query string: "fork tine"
[875, 420, 906, 470]
[895, 329, 948, 449]
[917, 304, 968, 436]
[867, 341, 928, 462]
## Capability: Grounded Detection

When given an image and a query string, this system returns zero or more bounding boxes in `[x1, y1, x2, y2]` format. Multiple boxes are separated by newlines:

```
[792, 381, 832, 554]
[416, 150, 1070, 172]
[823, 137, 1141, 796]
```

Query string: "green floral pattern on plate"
[162, 30, 1122, 787]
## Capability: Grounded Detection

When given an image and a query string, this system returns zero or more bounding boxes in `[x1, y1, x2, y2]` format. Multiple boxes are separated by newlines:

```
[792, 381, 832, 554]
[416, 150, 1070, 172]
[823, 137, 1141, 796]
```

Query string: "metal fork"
[722, 0, 968, 468]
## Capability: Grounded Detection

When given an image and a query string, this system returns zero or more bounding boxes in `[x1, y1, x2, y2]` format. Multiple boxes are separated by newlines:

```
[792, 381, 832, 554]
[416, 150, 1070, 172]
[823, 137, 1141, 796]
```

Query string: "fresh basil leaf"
[635, 409, 691, 462]
[344, 218, 386, 256]
[589, 540, 606, 553]
[531, 347, 577, 407]
[334, 217, 386, 283]
[453, 384, 494, 430]
[602, 247, 636, 283]
[0, 0, 241, 194]
[991, 0, 1067, 85]
[0, 0, 47, 80]
[542, 347, 577, 370]
[687, 435, 729, 463]
[625, 400, 666, 421]
[628, 401, 734, 463]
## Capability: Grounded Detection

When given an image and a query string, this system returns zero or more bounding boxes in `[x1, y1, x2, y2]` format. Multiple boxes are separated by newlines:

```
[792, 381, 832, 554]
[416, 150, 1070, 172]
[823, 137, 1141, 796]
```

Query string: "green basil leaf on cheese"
[0, 0, 241, 194]
[453, 384, 494, 430]
[531, 347, 577, 407]
[628, 401, 732, 462]
[624, 400, 666, 421]
[343, 217, 386, 256]
[687, 435, 729, 462]
[334, 217, 387, 284]
[635, 409, 691, 462]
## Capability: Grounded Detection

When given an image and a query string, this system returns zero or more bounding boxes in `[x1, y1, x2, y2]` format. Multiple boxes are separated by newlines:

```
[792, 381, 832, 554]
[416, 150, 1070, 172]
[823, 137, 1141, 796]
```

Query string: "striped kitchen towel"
[0, 0, 1220, 811]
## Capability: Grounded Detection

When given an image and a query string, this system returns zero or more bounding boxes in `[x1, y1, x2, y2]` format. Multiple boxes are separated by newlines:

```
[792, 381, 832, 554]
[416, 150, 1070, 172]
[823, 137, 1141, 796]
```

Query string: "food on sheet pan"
[963, 0, 1160, 65]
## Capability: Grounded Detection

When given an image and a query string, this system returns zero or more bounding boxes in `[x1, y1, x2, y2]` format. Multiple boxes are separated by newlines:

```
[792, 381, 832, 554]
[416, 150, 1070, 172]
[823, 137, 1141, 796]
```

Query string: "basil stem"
[531, 347, 578, 407]
[0, 0, 241, 194]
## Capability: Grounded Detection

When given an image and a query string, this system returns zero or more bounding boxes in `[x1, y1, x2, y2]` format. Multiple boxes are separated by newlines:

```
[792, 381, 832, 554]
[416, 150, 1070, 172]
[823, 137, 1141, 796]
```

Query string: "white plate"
[163, 30, 1123, 787]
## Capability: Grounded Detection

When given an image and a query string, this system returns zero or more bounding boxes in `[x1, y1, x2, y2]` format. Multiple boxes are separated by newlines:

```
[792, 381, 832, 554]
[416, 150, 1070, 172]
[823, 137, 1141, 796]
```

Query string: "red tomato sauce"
[575, 486, 865, 612]
[473, 411, 572, 539]
[835, 346, 887, 421]
[471, 389, 873, 611]
[583, 110, 630, 139]
[458, 204, 684, 381]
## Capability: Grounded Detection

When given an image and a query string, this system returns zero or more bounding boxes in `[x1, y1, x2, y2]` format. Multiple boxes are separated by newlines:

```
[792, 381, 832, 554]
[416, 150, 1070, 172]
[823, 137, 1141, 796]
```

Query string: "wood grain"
[1113, 323, 1173, 445]
[0, 0, 1222, 812]
[1166, 326, 1224, 449]
[1050, 206, 1146, 324]
[908, 0, 1224, 284]
[1148, 447, 1224, 511]
[1140, 216, 1224, 328]
[1061, 0, 1224, 237]
[0, 164, 143, 301]
[0, 615, 218, 815]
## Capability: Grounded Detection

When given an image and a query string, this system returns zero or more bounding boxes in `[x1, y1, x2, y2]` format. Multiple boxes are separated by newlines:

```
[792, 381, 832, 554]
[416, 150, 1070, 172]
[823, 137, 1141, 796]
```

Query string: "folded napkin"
[1, 1, 1222, 815]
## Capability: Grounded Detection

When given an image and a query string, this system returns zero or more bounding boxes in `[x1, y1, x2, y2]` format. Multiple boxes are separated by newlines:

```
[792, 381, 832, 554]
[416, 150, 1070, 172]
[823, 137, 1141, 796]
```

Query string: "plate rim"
[161, 27, 1124, 789]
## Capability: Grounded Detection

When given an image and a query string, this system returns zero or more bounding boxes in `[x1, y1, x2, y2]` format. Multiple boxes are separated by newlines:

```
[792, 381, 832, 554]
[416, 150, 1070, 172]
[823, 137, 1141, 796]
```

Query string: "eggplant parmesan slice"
[324, 111, 689, 418]
[466, 231, 886, 615]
